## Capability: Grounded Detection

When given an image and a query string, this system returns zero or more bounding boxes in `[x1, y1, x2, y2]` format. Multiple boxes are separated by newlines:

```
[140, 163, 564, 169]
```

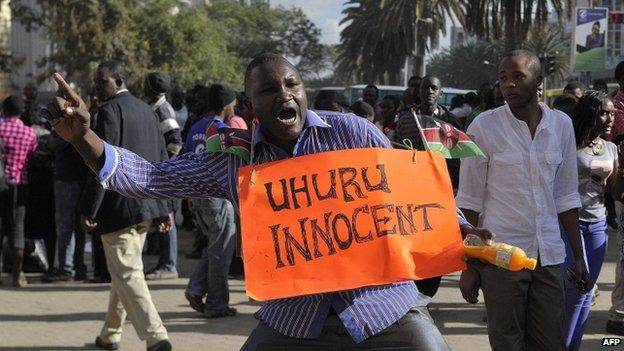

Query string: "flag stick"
[411, 108, 430, 151]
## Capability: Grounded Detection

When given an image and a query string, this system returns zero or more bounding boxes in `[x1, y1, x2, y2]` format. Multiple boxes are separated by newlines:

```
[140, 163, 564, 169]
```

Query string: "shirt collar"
[417, 105, 441, 117]
[151, 95, 167, 110]
[251, 109, 331, 149]
[201, 114, 223, 122]
[503, 102, 552, 131]
[116, 89, 129, 95]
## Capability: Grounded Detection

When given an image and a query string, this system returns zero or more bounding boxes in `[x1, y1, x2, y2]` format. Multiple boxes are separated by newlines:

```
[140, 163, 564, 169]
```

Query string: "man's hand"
[460, 224, 494, 244]
[44, 73, 92, 144]
[459, 267, 481, 304]
[157, 214, 173, 234]
[80, 215, 98, 232]
[571, 259, 591, 293]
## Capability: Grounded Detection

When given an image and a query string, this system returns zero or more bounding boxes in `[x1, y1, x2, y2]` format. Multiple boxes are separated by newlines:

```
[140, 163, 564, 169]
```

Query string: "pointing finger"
[52, 72, 83, 108]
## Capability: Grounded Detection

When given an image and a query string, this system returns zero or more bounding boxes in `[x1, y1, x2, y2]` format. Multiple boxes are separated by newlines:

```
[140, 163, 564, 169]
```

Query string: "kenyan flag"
[412, 112, 485, 159]
[204, 122, 252, 162]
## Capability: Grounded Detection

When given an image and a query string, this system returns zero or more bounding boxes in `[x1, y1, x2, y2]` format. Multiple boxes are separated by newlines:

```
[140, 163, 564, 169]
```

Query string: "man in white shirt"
[456, 50, 589, 351]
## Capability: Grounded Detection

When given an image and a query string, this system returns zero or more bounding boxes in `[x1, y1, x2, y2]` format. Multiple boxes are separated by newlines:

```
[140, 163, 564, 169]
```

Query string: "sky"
[269, 0, 452, 49]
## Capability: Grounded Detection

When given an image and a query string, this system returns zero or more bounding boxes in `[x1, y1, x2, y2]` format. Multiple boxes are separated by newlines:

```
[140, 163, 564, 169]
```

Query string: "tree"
[10, 0, 243, 91]
[428, 26, 570, 90]
[207, 0, 327, 80]
[336, 0, 464, 85]
[523, 27, 569, 82]
[11, 0, 329, 90]
[427, 41, 504, 89]
[12, 0, 147, 90]
[460, 0, 572, 51]
[130, 0, 243, 89]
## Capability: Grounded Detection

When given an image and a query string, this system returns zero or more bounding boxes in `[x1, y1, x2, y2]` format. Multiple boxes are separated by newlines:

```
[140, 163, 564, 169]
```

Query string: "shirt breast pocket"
[491, 151, 524, 187]
[541, 151, 563, 178]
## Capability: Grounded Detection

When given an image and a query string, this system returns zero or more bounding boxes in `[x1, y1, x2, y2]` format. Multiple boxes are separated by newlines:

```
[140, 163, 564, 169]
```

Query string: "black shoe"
[95, 336, 119, 350]
[606, 320, 624, 336]
[147, 339, 172, 351]
[89, 276, 111, 284]
[184, 291, 204, 313]
[608, 216, 619, 230]
[204, 307, 237, 318]
[184, 251, 202, 259]
[42, 272, 73, 283]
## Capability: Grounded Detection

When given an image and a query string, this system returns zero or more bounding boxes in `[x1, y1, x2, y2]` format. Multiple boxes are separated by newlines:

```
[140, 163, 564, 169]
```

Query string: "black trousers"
[240, 307, 450, 351]
[91, 230, 110, 280]
[0, 184, 27, 250]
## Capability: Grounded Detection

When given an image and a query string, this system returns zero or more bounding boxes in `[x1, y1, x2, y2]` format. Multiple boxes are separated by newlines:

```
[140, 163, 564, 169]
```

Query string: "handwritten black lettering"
[269, 224, 286, 268]
[362, 165, 391, 193]
[338, 167, 367, 202]
[312, 170, 338, 200]
[332, 212, 354, 249]
[310, 212, 337, 258]
[371, 204, 397, 237]
[265, 179, 290, 212]
[352, 205, 373, 243]
[289, 175, 312, 209]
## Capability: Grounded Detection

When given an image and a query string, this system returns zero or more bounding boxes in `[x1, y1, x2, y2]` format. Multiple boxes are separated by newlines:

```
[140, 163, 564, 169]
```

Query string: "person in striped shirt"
[46, 53, 492, 350]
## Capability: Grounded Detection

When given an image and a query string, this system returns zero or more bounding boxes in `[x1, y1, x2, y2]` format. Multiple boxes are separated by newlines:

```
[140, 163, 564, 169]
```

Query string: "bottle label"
[495, 246, 514, 269]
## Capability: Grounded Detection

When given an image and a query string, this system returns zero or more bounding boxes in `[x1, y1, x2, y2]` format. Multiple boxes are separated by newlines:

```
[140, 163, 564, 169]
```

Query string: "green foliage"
[10, 0, 325, 92]
[522, 27, 569, 81]
[428, 41, 504, 89]
[130, 0, 243, 90]
[208, 0, 328, 80]
[12, 0, 151, 90]
[459, 0, 572, 51]
[428, 24, 571, 90]
[336, 0, 463, 85]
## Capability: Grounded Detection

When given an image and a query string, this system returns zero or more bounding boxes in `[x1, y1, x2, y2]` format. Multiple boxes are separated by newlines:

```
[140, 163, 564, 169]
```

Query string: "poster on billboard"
[573, 7, 608, 72]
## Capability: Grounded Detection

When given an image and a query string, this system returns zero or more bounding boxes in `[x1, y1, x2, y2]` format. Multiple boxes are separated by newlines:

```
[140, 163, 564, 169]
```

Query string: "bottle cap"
[463, 234, 484, 246]
[525, 258, 537, 270]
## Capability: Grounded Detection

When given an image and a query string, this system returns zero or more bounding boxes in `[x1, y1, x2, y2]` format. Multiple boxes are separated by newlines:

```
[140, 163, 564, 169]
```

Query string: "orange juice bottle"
[464, 234, 537, 271]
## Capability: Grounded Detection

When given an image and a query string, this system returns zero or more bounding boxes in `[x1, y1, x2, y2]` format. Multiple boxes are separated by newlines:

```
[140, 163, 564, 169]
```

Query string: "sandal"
[12, 273, 28, 288]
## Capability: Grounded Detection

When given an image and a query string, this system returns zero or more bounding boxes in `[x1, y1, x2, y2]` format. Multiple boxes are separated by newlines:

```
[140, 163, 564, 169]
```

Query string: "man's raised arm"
[45, 73, 105, 172]
[45, 73, 241, 204]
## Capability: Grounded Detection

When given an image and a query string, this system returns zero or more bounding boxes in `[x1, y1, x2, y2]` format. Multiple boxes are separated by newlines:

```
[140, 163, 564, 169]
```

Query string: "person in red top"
[0, 95, 37, 287]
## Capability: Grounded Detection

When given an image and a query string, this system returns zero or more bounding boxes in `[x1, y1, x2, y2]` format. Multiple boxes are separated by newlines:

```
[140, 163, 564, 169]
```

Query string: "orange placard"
[238, 148, 466, 301]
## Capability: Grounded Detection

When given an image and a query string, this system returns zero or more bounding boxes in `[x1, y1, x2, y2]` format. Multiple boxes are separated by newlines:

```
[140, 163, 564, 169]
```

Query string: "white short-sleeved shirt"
[456, 104, 581, 266]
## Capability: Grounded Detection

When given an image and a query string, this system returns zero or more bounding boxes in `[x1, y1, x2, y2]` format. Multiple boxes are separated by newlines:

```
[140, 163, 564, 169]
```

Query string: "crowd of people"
[1, 48, 624, 350]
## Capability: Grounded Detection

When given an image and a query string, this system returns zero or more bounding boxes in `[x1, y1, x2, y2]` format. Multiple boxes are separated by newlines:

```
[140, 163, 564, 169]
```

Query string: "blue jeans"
[157, 214, 178, 272]
[186, 198, 236, 312]
[563, 219, 607, 351]
[54, 180, 86, 277]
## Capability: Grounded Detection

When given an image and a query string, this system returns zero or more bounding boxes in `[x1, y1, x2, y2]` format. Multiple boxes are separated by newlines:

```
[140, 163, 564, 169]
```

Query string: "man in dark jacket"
[393, 75, 462, 303]
[80, 60, 172, 351]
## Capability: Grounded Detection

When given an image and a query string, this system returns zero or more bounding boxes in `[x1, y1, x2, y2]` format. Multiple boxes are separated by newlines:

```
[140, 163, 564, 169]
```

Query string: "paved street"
[0, 227, 621, 350]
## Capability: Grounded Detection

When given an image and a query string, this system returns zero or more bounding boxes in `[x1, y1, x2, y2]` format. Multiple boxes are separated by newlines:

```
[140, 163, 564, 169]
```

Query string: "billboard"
[573, 7, 608, 72]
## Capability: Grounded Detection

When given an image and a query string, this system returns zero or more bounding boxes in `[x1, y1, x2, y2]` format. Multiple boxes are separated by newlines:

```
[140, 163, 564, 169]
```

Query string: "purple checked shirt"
[97, 110, 468, 343]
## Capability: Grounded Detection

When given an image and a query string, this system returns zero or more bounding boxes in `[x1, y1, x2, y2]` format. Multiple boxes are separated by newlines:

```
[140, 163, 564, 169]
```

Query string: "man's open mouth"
[276, 107, 298, 126]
